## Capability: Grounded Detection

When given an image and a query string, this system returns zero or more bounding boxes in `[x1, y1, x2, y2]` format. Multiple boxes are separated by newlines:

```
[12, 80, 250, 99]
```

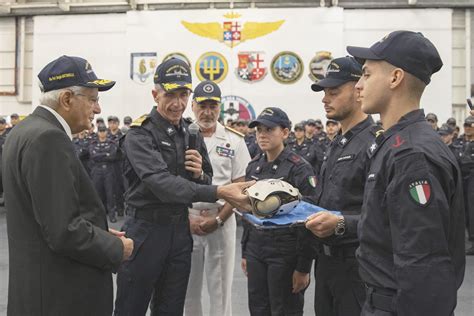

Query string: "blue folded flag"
[242, 201, 340, 229]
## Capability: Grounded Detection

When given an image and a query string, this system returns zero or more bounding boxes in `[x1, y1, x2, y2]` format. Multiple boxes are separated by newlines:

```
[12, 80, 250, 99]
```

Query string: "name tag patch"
[337, 154, 355, 162]
[216, 145, 235, 158]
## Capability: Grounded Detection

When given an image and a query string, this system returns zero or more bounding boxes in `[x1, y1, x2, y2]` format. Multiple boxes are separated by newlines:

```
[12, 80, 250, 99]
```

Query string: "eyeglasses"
[69, 90, 100, 105]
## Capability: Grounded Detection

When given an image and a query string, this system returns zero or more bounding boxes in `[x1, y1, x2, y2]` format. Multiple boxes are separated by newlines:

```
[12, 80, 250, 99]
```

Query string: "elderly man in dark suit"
[2, 55, 134, 316]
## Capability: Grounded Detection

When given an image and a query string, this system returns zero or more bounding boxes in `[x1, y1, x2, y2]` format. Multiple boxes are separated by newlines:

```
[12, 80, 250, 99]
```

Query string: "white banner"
[32, 8, 452, 125]
[125, 8, 344, 123]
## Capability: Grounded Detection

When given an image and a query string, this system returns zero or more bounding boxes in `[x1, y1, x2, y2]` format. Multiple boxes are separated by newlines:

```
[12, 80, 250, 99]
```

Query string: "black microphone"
[188, 122, 200, 150]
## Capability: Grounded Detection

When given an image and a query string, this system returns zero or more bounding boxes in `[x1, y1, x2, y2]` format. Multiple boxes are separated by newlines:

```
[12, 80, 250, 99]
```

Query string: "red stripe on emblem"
[422, 184, 431, 202]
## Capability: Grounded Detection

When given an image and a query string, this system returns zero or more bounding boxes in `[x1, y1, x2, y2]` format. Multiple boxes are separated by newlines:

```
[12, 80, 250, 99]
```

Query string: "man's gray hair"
[154, 84, 164, 92]
[39, 85, 85, 109]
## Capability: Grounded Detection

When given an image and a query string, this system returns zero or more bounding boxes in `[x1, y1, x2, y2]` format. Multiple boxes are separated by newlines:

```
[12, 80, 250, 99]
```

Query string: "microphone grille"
[188, 122, 200, 135]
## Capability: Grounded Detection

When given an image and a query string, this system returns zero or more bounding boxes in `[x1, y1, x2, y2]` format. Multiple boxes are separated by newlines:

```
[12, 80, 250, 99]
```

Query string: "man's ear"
[58, 90, 73, 112]
[389, 68, 405, 89]
[151, 89, 160, 103]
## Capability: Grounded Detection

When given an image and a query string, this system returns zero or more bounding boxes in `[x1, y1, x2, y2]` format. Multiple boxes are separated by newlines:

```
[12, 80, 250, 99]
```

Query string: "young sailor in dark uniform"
[241, 107, 316, 316]
[347, 30, 465, 316]
[305, 56, 378, 316]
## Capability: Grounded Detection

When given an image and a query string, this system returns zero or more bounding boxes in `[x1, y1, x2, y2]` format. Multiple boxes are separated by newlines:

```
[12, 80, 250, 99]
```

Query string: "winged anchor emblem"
[181, 13, 285, 48]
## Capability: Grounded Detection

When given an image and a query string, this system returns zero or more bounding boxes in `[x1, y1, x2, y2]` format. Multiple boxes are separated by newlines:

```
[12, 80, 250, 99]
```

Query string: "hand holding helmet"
[245, 179, 301, 218]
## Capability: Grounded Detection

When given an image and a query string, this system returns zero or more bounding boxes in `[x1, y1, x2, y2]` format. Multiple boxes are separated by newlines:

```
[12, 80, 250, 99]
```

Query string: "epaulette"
[288, 152, 303, 165]
[225, 126, 244, 137]
[250, 152, 262, 162]
[130, 114, 148, 127]
[390, 133, 413, 158]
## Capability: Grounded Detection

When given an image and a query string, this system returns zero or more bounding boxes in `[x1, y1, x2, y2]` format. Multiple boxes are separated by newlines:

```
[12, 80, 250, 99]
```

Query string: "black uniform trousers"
[314, 247, 365, 316]
[113, 161, 125, 215]
[114, 213, 192, 316]
[245, 227, 305, 316]
[91, 163, 117, 216]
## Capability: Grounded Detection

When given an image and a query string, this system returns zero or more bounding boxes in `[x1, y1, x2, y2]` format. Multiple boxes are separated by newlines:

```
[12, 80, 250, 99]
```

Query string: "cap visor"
[248, 118, 279, 129]
[161, 82, 193, 92]
[194, 96, 221, 103]
[346, 46, 383, 63]
[83, 79, 116, 91]
[311, 78, 350, 92]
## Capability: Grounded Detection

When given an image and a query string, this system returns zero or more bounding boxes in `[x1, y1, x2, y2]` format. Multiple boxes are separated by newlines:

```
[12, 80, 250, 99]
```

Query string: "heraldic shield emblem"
[130, 52, 157, 84]
[236, 52, 267, 83]
[271, 51, 304, 84]
[196, 52, 229, 83]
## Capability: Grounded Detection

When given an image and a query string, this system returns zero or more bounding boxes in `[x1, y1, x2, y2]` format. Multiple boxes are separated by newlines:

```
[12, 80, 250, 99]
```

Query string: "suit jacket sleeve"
[22, 129, 123, 270]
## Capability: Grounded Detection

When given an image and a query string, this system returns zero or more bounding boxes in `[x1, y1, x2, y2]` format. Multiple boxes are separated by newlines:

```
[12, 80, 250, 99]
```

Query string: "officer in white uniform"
[185, 80, 251, 316]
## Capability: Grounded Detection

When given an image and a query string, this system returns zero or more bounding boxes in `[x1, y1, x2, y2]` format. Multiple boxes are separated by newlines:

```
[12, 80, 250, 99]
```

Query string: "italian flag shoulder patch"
[408, 180, 431, 206]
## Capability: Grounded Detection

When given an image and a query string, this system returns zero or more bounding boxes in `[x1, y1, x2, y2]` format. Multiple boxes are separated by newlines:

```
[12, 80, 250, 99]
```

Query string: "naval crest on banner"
[181, 12, 285, 48]
[220, 95, 256, 122]
[130, 52, 157, 85]
[196, 52, 228, 83]
[308, 51, 333, 82]
[271, 51, 304, 84]
[236, 52, 267, 83]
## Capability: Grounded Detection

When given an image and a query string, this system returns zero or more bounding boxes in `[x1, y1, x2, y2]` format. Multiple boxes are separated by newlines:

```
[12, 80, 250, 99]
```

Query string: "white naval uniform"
[184, 122, 251, 316]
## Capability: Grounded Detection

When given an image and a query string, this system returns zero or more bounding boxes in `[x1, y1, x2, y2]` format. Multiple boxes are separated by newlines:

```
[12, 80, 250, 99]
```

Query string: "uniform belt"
[249, 226, 295, 236]
[134, 209, 188, 224]
[365, 284, 396, 313]
[319, 244, 358, 258]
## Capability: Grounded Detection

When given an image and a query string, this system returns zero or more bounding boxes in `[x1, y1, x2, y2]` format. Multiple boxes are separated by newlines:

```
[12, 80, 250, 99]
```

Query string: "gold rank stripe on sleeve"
[130, 114, 148, 127]
[225, 126, 244, 137]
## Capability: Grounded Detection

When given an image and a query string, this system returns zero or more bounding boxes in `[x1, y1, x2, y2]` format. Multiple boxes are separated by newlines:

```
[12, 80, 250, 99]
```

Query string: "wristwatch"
[334, 216, 346, 236]
[215, 215, 224, 227]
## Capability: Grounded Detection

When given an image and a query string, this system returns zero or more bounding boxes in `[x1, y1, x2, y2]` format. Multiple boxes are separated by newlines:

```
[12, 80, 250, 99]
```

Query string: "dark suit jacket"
[2, 106, 123, 316]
